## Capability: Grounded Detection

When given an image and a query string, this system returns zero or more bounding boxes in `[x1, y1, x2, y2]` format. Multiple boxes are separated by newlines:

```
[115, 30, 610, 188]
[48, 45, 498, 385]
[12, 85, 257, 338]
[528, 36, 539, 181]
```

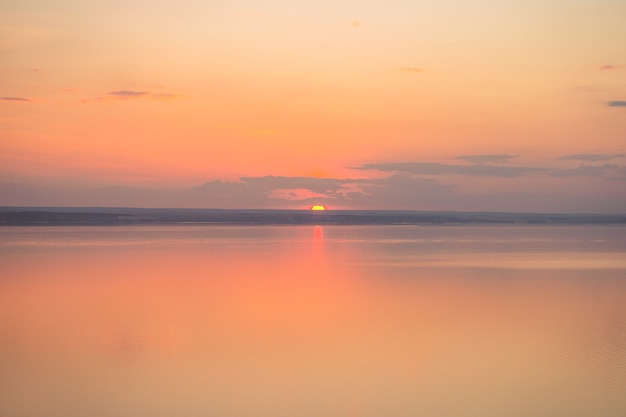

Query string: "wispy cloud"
[130, 170, 626, 210]
[399, 67, 425, 74]
[552, 164, 626, 179]
[455, 154, 518, 164]
[351, 162, 545, 177]
[81, 90, 182, 104]
[1, 97, 30, 102]
[5, 167, 626, 211]
[607, 100, 626, 107]
[109, 90, 150, 99]
[599, 64, 621, 71]
[559, 153, 626, 162]
[268, 189, 331, 201]
[242, 176, 374, 200]
[189, 175, 449, 208]
[191, 176, 374, 206]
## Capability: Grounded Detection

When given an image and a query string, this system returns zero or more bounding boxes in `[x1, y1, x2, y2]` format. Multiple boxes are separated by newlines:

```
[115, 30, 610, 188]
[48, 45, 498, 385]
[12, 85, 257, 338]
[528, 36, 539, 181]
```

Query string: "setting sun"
[311, 205, 326, 211]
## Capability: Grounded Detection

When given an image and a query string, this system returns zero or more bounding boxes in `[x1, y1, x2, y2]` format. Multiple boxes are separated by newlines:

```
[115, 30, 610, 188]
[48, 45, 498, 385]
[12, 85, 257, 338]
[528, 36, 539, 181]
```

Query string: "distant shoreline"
[1, 207, 625, 226]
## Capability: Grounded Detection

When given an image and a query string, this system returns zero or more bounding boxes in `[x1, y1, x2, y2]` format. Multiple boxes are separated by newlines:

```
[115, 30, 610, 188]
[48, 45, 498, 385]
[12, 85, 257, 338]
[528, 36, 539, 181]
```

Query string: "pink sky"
[1, 0, 625, 212]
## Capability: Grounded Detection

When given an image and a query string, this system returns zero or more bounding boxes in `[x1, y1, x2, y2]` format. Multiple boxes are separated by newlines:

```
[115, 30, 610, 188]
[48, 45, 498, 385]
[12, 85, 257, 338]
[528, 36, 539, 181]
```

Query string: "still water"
[1, 225, 625, 417]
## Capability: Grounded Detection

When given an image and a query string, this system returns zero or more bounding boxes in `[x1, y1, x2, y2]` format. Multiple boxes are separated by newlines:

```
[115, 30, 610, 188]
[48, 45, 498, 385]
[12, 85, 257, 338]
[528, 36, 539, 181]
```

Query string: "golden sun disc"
[311, 205, 326, 211]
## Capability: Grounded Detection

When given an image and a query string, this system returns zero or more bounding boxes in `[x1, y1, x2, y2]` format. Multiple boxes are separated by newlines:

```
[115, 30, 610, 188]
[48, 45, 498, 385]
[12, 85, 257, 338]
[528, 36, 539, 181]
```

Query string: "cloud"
[190, 176, 376, 207]
[268, 189, 331, 201]
[244, 176, 375, 201]
[351, 161, 546, 177]
[192, 175, 453, 208]
[455, 154, 518, 164]
[5, 164, 626, 212]
[599, 64, 621, 71]
[400, 67, 425, 74]
[335, 182, 370, 197]
[552, 164, 626, 179]
[80, 90, 181, 104]
[241, 176, 344, 192]
[345, 174, 455, 209]
[191, 179, 252, 200]
[607, 100, 626, 107]
[109, 90, 150, 99]
[559, 153, 626, 162]
[1, 97, 30, 102]
[0, 174, 450, 211]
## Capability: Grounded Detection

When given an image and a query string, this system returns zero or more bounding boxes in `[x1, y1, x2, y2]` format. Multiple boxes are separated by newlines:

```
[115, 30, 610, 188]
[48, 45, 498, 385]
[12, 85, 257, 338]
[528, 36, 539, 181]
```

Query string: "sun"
[311, 205, 326, 211]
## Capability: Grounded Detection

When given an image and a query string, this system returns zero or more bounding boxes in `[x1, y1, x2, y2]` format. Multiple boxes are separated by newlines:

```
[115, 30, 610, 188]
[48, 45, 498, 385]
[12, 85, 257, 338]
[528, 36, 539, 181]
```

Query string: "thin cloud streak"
[109, 90, 150, 98]
[551, 164, 626, 179]
[81, 90, 182, 104]
[607, 100, 626, 107]
[1, 97, 30, 102]
[559, 153, 626, 162]
[351, 162, 546, 177]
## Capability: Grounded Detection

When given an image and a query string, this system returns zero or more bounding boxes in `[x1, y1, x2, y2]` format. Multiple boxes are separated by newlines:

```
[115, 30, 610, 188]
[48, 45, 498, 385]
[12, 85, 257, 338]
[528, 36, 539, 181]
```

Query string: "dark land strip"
[1, 207, 625, 226]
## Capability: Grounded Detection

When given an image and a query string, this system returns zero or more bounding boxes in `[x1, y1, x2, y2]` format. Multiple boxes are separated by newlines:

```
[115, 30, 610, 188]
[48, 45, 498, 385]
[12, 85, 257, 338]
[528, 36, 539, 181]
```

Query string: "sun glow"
[311, 205, 326, 211]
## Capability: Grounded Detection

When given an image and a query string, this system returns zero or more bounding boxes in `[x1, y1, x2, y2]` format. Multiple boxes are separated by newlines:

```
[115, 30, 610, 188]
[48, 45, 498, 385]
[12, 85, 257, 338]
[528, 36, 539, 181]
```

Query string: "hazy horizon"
[2, 205, 626, 214]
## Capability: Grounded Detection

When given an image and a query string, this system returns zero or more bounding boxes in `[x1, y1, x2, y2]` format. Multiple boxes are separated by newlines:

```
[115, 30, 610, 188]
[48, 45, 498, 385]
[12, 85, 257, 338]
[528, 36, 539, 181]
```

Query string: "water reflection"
[312, 225, 324, 258]
[0, 225, 625, 417]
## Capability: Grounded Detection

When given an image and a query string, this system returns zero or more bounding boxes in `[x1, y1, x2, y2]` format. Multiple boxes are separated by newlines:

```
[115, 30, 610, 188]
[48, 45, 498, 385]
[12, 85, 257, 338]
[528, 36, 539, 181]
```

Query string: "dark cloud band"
[560, 153, 626, 162]
[1, 97, 30, 102]
[351, 161, 545, 177]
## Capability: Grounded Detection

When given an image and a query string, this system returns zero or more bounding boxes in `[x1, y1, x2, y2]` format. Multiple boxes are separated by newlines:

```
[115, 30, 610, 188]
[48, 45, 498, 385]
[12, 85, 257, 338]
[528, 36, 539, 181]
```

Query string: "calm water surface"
[1, 225, 625, 417]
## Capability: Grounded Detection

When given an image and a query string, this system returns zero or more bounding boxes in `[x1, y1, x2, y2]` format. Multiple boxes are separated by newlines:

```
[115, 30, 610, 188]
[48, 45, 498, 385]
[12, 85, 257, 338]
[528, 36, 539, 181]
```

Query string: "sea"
[1, 224, 625, 417]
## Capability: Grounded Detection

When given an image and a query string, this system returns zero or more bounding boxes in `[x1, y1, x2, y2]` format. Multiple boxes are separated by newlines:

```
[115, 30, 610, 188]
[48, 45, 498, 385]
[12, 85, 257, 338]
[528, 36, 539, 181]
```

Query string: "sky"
[1, 0, 625, 212]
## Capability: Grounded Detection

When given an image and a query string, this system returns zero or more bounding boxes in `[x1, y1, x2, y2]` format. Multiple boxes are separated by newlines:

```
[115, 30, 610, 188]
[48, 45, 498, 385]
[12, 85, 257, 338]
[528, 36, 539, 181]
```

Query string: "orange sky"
[1, 0, 625, 212]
